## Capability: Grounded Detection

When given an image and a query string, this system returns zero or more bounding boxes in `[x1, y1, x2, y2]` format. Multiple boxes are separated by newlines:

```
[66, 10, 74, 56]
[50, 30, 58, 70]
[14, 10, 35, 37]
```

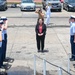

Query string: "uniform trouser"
[2, 34, 7, 62]
[70, 36, 75, 59]
[0, 47, 3, 68]
[45, 14, 50, 25]
[2, 40, 5, 65]
[4, 34, 7, 60]
[36, 35, 45, 51]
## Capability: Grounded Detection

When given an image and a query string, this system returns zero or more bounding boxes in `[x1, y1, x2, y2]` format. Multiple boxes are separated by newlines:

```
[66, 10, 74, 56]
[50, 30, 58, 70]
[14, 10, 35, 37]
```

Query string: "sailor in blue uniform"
[69, 15, 75, 61]
[1, 16, 8, 62]
[0, 20, 2, 68]
[0, 20, 4, 68]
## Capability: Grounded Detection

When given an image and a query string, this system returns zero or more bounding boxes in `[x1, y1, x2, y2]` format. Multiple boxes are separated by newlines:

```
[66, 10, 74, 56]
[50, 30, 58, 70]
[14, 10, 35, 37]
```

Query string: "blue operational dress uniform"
[70, 15, 75, 61]
[1, 16, 8, 61]
[0, 20, 4, 68]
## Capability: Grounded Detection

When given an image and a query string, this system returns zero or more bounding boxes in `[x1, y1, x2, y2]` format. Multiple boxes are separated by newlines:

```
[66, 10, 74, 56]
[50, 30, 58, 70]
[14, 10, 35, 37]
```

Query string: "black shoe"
[70, 58, 75, 61]
[41, 50, 44, 53]
[4, 57, 14, 63]
[38, 50, 40, 52]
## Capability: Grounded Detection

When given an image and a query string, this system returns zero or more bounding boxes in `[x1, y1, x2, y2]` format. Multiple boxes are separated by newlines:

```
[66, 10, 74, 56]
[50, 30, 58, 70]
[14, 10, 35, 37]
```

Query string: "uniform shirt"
[0, 28, 5, 40]
[3, 30, 7, 34]
[0, 30, 2, 47]
[0, 28, 4, 40]
[0, 42, 2, 47]
[70, 22, 75, 35]
[2, 32, 4, 40]
[3, 24, 7, 34]
[46, 6, 51, 15]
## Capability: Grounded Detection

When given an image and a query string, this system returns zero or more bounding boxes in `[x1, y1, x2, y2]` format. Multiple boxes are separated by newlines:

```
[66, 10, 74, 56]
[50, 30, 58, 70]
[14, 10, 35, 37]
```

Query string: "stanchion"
[43, 59, 46, 75]
[34, 55, 36, 75]
[68, 53, 70, 74]
[58, 67, 62, 75]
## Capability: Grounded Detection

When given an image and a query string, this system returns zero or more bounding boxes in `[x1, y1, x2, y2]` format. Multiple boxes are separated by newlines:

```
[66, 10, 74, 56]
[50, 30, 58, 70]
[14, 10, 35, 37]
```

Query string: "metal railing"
[68, 53, 70, 74]
[34, 54, 72, 75]
[67, 53, 75, 74]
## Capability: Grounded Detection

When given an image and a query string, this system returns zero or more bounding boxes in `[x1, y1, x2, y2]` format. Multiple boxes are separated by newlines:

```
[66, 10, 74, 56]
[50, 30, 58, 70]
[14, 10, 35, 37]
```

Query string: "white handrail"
[34, 54, 72, 75]
[43, 59, 46, 75]
[58, 67, 62, 75]
[68, 53, 70, 74]
[34, 55, 36, 75]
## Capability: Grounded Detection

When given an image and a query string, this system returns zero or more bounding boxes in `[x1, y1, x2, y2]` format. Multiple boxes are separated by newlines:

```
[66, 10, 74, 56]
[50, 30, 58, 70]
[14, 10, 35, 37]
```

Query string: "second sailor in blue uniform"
[1, 16, 8, 62]
[69, 15, 75, 61]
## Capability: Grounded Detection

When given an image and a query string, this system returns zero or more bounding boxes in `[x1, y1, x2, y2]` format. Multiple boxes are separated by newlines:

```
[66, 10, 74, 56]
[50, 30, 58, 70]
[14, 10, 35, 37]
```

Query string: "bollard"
[58, 67, 62, 75]
[43, 59, 46, 75]
[68, 53, 70, 74]
[34, 55, 36, 75]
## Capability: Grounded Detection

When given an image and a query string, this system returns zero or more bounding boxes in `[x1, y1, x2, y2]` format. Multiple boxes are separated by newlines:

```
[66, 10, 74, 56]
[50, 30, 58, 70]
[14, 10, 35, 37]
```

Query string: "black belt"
[71, 35, 74, 37]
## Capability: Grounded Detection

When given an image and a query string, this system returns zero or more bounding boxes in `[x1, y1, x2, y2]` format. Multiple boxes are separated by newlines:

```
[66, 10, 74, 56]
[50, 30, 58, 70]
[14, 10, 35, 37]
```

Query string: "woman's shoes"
[37, 50, 44, 53]
[38, 50, 40, 52]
